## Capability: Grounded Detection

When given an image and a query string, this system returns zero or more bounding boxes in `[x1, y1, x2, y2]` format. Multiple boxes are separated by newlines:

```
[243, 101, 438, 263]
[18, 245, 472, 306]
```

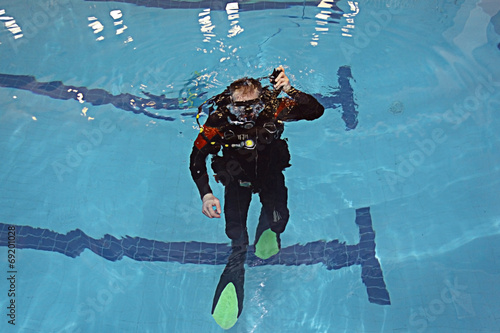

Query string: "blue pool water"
[1, 0, 500, 332]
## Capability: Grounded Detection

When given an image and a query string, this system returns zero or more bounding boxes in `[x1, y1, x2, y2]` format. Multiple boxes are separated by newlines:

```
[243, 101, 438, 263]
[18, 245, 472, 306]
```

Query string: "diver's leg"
[212, 182, 251, 329]
[211, 231, 248, 329]
[224, 181, 252, 240]
[254, 172, 289, 259]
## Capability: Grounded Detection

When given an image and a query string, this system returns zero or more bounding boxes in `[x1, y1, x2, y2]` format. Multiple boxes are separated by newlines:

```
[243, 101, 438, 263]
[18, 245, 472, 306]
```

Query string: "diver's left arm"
[280, 87, 324, 121]
[273, 66, 324, 121]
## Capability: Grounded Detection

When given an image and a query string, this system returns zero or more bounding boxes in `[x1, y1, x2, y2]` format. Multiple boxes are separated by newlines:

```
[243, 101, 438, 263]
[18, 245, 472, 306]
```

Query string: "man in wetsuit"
[189, 66, 324, 328]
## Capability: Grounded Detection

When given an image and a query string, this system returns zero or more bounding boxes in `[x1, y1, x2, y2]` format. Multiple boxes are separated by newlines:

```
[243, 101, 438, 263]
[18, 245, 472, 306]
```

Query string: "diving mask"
[228, 98, 265, 122]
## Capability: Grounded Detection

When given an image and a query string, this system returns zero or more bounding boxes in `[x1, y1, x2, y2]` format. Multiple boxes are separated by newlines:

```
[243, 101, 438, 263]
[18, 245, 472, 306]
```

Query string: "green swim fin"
[255, 229, 280, 260]
[212, 282, 238, 330]
[212, 251, 245, 330]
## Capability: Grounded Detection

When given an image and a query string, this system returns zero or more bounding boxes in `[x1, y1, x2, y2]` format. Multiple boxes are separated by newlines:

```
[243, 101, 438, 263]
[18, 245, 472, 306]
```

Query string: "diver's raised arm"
[271, 66, 325, 121]
[272, 65, 292, 93]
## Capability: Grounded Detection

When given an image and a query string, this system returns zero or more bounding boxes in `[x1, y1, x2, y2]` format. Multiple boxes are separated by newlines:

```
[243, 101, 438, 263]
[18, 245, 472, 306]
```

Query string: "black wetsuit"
[190, 86, 324, 320]
[189, 87, 324, 243]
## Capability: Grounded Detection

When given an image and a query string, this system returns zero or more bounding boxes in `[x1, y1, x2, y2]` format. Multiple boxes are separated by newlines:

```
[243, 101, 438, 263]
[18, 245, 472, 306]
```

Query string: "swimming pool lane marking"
[0, 207, 389, 305]
[83, 0, 331, 12]
[0, 68, 358, 130]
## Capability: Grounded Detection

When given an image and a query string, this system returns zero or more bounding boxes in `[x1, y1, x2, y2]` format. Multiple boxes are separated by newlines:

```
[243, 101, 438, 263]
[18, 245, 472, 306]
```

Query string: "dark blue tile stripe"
[355, 207, 391, 305]
[0, 73, 177, 121]
[0, 71, 358, 128]
[84, 0, 338, 12]
[0, 207, 389, 305]
[336, 66, 358, 130]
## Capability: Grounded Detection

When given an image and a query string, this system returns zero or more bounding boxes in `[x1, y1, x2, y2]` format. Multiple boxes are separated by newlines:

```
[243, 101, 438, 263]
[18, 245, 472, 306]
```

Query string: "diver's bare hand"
[202, 193, 221, 218]
[274, 65, 292, 93]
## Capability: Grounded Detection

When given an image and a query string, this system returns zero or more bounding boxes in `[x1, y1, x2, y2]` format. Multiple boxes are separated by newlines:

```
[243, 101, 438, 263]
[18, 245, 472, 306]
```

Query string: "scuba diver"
[189, 66, 324, 329]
